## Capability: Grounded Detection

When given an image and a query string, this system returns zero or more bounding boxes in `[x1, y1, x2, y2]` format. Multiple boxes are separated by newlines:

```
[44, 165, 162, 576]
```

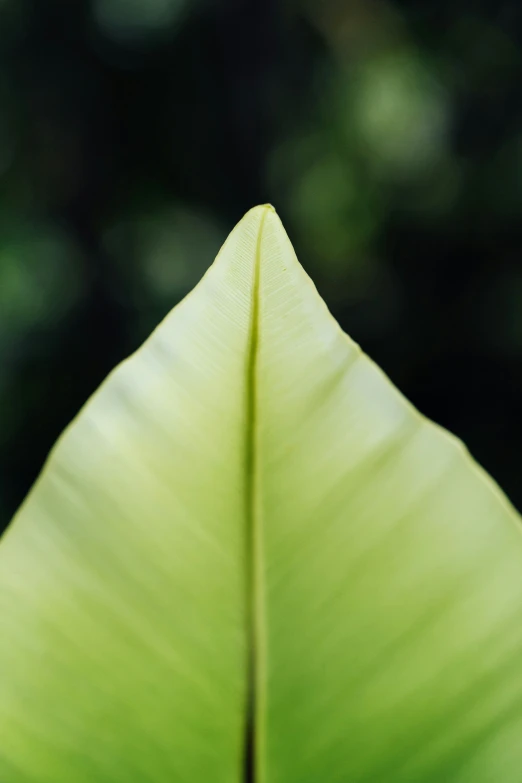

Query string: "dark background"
[1, 0, 521, 531]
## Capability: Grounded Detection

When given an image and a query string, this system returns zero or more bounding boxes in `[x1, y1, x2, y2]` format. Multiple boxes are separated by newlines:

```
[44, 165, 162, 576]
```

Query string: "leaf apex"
[250, 203, 277, 216]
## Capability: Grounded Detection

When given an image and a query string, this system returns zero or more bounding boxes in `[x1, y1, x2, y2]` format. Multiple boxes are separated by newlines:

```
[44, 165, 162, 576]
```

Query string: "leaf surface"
[1, 206, 522, 782]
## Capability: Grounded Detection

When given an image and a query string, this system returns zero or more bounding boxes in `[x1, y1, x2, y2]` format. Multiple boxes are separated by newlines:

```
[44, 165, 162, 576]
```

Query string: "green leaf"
[1, 205, 522, 782]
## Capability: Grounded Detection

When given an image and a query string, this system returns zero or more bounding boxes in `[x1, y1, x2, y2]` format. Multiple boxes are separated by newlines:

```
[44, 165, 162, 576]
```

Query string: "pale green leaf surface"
[255, 212, 522, 783]
[0, 211, 263, 782]
[1, 205, 522, 783]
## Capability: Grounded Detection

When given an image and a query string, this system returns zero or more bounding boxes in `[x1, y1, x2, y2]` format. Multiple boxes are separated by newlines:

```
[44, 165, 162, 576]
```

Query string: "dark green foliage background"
[1, 0, 521, 530]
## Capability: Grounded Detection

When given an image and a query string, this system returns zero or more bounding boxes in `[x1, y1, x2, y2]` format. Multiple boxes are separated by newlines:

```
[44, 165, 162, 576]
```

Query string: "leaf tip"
[250, 203, 277, 216]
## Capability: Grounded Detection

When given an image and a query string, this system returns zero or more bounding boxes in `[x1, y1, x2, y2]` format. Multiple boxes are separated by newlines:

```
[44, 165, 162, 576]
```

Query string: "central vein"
[244, 207, 270, 783]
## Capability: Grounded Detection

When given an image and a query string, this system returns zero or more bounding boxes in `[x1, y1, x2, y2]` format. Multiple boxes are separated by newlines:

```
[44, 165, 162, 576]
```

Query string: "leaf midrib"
[243, 206, 270, 783]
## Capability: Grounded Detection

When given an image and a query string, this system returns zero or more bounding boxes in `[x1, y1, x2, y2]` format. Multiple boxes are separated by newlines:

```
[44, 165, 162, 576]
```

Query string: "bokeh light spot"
[0, 224, 83, 334]
[352, 51, 449, 175]
[92, 0, 188, 44]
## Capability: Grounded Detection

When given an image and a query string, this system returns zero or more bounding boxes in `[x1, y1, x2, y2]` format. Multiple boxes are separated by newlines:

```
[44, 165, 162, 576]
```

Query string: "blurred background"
[0, 0, 521, 531]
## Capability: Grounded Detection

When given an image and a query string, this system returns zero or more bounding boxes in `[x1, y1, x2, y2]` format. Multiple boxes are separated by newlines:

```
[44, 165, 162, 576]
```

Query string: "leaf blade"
[256, 209, 522, 782]
[0, 206, 267, 782]
[2, 205, 522, 783]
